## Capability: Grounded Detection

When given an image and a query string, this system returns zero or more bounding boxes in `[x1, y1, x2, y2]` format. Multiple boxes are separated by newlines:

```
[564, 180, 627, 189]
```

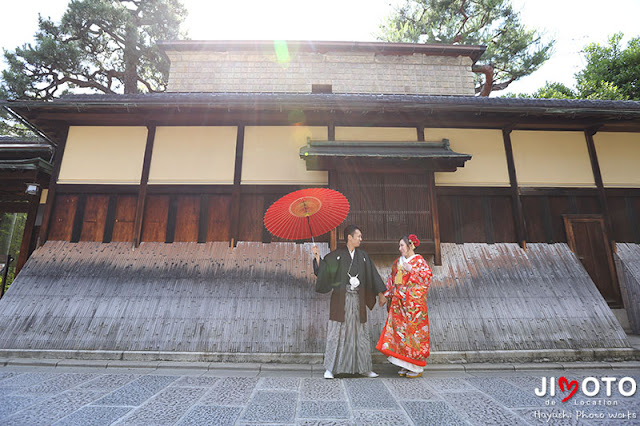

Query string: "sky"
[1, 0, 639, 95]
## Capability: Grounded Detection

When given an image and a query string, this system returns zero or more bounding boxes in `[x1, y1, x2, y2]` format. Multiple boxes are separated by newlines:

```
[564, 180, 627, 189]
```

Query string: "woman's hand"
[378, 293, 387, 306]
[311, 245, 320, 263]
[402, 261, 412, 272]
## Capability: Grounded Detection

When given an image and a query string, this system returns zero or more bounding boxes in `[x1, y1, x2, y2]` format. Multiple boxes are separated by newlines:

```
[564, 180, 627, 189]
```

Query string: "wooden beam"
[519, 187, 599, 197]
[37, 126, 69, 247]
[427, 172, 442, 265]
[229, 125, 245, 247]
[502, 128, 527, 249]
[585, 127, 615, 250]
[436, 187, 511, 196]
[541, 196, 554, 243]
[70, 194, 87, 243]
[15, 195, 40, 274]
[0, 202, 30, 213]
[198, 194, 209, 243]
[57, 184, 138, 194]
[165, 195, 178, 243]
[482, 197, 495, 244]
[329, 228, 337, 251]
[132, 125, 157, 248]
[102, 195, 117, 243]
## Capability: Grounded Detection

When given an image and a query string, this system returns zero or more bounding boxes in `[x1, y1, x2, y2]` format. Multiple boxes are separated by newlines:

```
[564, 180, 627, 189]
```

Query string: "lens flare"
[274, 40, 290, 65]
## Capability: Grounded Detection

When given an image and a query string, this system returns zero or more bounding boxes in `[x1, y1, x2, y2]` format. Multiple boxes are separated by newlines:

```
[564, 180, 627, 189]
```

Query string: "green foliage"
[1, 0, 187, 100]
[505, 81, 577, 99]
[575, 33, 638, 100]
[378, 0, 554, 93]
[506, 33, 638, 101]
[0, 213, 26, 290]
[0, 86, 33, 136]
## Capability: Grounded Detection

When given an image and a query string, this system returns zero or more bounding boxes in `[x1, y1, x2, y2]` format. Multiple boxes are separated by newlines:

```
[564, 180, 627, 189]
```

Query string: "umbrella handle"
[306, 216, 315, 244]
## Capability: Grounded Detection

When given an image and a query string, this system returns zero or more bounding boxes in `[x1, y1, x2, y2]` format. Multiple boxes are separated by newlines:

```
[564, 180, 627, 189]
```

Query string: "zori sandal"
[406, 371, 422, 378]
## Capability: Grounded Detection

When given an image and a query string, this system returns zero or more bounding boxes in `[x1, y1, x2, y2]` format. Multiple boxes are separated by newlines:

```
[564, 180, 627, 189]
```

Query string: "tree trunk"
[123, 20, 138, 94]
[473, 64, 494, 97]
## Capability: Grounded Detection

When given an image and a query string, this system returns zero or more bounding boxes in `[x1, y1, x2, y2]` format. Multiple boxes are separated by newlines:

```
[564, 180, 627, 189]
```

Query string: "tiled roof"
[3, 93, 640, 115]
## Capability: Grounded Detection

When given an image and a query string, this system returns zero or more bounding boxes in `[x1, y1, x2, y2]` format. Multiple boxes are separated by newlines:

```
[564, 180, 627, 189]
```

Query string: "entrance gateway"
[300, 139, 470, 264]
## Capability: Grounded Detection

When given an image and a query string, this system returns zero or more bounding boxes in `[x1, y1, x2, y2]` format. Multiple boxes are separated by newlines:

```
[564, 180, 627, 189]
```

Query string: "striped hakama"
[323, 290, 373, 374]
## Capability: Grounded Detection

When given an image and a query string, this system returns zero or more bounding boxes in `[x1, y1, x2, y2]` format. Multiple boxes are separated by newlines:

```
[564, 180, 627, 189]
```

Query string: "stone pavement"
[0, 360, 638, 425]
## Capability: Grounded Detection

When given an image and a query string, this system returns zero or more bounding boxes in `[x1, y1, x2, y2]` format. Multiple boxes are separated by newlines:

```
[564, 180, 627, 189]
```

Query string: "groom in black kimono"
[312, 225, 387, 379]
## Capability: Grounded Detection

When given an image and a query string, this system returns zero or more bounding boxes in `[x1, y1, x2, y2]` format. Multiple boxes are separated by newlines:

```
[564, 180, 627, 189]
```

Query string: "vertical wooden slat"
[198, 194, 209, 243]
[102, 195, 117, 243]
[329, 228, 337, 251]
[112, 195, 137, 242]
[48, 195, 78, 241]
[460, 196, 484, 242]
[141, 195, 169, 242]
[174, 195, 200, 242]
[261, 193, 278, 243]
[452, 196, 463, 244]
[626, 197, 640, 243]
[541, 196, 554, 243]
[165, 195, 178, 243]
[502, 128, 527, 249]
[80, 195, 109, 242]
[37, 126, 69, 247]
[482, 197, 495, 244]
[238, 194, 264, 242]
[133, 125, 157, 248]
[229, 125, 245, 246]
[70, 194, 87, 243]
[207, 195, 231, 242]
[427, 172, 441, 265]
[328, 169, 338, 251]
[491, 196, 516, 243]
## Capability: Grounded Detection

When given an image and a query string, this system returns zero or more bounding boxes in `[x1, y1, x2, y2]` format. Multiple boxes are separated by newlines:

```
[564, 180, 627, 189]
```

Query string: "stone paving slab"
[0, 363, 636, 425]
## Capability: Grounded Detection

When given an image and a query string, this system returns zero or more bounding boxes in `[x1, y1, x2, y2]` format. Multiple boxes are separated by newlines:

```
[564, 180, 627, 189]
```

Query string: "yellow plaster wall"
[426, 128, 509, 187]
[335, 127, 418, 141]
[594, 132, 640, 187]
[511, 131, 595, 187]
[242, 126, 328, 184]
[149, 127, 237, 184]
[58, 126, 147, 184]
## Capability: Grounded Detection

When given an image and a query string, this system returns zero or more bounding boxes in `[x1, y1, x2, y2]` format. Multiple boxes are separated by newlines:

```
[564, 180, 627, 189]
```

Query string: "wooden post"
[229, 125, 245, 247]
[329, 228, 337, 251]
[198, 194, 209, 243]
[15, 194, 40, 274]
[502, 127, 527, 249]
[427, 172, 442, 265]
[37, 126, 69, 247]
[102, 195, 117, 243]
[132, 124, 157, 248]
[0, 254, 12, 298]
[584, 127, 615, 251]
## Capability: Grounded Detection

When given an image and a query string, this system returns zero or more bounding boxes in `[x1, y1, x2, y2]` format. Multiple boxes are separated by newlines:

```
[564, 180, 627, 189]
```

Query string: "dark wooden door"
[332, 171, 433, 254]
[564, 215, 622, 307]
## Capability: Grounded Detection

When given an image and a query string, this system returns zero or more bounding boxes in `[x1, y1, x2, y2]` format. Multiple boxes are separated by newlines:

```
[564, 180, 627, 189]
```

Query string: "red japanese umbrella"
[264, 188, 350, 242]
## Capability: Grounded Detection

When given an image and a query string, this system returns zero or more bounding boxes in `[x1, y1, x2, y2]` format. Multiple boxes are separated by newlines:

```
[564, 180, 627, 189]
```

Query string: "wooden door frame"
[563, 214, 622, 305]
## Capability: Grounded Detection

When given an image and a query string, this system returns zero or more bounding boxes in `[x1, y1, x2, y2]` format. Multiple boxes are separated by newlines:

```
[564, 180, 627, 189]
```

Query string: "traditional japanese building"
[0, 40, 638, 362]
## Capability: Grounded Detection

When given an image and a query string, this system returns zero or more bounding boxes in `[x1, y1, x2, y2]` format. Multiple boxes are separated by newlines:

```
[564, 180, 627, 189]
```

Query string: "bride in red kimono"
[376, 234, 432, 378]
